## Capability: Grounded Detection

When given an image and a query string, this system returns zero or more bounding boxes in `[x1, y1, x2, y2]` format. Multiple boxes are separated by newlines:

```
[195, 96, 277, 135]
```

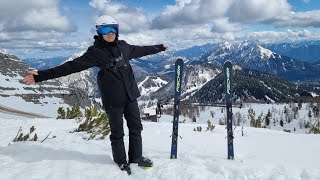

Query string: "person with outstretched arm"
[23, 15, 168, 174]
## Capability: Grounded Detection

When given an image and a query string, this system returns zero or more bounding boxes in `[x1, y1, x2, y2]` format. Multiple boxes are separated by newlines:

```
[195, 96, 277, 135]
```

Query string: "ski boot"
[129, 156, 153, 169]
[118, 163, 131, 175]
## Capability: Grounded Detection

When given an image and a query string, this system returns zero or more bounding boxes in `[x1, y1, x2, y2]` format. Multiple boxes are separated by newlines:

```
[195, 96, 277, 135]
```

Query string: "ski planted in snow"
[170, 58, 184, 159]
[224, 60, 234, 160]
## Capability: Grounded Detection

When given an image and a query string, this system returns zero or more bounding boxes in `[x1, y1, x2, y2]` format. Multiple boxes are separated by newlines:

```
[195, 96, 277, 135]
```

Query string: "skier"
[23, 15, 168, 174]
[156, 99, 163, 117]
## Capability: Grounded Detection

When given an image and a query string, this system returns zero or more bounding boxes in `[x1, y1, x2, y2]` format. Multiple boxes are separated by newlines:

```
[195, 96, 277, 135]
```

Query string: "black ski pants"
[104, 99, 143, 165]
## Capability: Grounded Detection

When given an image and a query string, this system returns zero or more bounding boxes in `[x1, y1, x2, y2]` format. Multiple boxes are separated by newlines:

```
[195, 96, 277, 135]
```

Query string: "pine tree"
[313, 106, 319, 118]
[13, 126, 40, 142]
[57, 107, 66, 119]
[255, 113, 263, 128]
[298, 100, 302, 110]
[65, 107, 83, 119]
[280, 119, 284, 127]
[248, 108, 256, 127]
[206, 120, 215, 131]
[210, 111, 215, 118]
[308, 110, 312, 118]
[74, 104, 111, 140]
[192, 116, 197, 123]
[310, 127, 320, 134]
[265, 109, 271, 126]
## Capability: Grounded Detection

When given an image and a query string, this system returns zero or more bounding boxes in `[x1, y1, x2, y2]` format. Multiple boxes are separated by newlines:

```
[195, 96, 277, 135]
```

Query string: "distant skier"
[23, 15, 168, 174]
[156, 100, 163, 117]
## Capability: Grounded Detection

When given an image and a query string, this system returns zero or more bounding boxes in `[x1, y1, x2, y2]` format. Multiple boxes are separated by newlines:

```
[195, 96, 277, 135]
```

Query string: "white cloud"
[271, 10, 320, 27]
[0, 0, 76, 32]
[0, 29, 83, 51]
[3, 38, 90, 59]
[0, 0, 79, 58]
[2, 0, 320, 58]
[151, 0, 233, 29]
[227, 0, 291, 23]
[120, 25, 235, 50]
[242, 29, 319, 42]
[89, 0, 149, 33]
[152, 0, 320, 32]
[211, 18, 242, 33]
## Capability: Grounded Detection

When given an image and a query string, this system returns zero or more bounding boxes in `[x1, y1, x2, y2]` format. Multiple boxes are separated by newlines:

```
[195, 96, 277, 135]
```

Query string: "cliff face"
[0, 52, 91, 112]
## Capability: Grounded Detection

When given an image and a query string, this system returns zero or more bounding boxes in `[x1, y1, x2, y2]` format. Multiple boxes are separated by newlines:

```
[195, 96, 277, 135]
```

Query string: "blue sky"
[0, 0, 320, 58]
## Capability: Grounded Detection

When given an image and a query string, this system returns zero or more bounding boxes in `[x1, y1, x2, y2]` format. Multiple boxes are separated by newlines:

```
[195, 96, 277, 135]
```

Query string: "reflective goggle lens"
[97, 26, 118, 35]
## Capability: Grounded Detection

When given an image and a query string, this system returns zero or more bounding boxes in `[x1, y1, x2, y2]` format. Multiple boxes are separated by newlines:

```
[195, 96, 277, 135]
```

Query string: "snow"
[0, 95, 69, 118]
[259, 80, 272, 90]
[0, 73, 70, 118]
[0, 94, 319, 180]
[0, 115, 319, 180]
[143, 107, 156, 115]
[183, 68, 220, 98]
[165, 64, 171, 69]
[282, 62, 287, 71]
[265, 95, 275, 103]
[233, 64, 242, 70]
[0, 49, 9, 55]
[258, 46, 275, 59]
[0, 74, 69, 95]
[138, 76, 168, 96]
[157, 103, 318, 134]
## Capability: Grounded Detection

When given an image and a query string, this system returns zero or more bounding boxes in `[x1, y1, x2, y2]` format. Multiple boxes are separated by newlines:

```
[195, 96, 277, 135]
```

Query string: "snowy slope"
[0, 115, 319, 180]
[0, 72, 70, 118]
[0, 52, 91, 117]
[138, 76, 168, 96]
[182, 64, 221, 99]
[0, 49, 9, 55]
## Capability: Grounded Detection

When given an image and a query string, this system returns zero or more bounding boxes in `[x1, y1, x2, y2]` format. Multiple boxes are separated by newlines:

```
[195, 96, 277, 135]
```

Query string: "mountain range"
[264, 40, 320, 63]
[22, 56, 68, 70]
[5, 40, 320, 104]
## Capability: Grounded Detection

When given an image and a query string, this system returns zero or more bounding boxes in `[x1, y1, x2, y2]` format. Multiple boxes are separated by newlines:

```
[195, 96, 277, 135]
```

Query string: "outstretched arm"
[126, 41, 168, 59]
[23, 47, 100, 84]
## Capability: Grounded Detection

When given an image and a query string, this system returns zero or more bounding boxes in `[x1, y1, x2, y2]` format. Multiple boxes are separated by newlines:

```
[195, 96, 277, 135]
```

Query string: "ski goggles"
[97, 25, 118, 35]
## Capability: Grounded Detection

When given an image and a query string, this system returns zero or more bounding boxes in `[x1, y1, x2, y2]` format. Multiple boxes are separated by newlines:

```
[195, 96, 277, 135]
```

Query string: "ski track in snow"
[0, 117, 319, 180]
[0, 104, 49, 118]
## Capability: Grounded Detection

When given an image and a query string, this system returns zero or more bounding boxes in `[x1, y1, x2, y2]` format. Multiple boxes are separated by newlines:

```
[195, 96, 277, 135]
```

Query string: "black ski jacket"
[34, 36, 166, 106]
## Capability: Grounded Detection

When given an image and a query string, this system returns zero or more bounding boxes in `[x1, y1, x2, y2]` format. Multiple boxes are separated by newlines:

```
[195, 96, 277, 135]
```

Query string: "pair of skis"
[169, 59, 234, 160]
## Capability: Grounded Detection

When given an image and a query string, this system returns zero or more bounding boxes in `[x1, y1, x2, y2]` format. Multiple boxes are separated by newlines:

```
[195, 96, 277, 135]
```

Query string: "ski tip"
[176, 58, 184, 64]
[223, 60, 232, 66]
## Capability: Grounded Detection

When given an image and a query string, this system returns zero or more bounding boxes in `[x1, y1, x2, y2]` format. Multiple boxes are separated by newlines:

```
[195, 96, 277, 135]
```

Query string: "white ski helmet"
[95, 15, 119, 33]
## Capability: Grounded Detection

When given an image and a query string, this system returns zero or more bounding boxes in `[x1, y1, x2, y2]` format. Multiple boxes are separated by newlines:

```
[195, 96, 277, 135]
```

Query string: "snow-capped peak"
[0, 49, 9, 55]
[63, 51, 86, 64]
[219, 41, 232, 49]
